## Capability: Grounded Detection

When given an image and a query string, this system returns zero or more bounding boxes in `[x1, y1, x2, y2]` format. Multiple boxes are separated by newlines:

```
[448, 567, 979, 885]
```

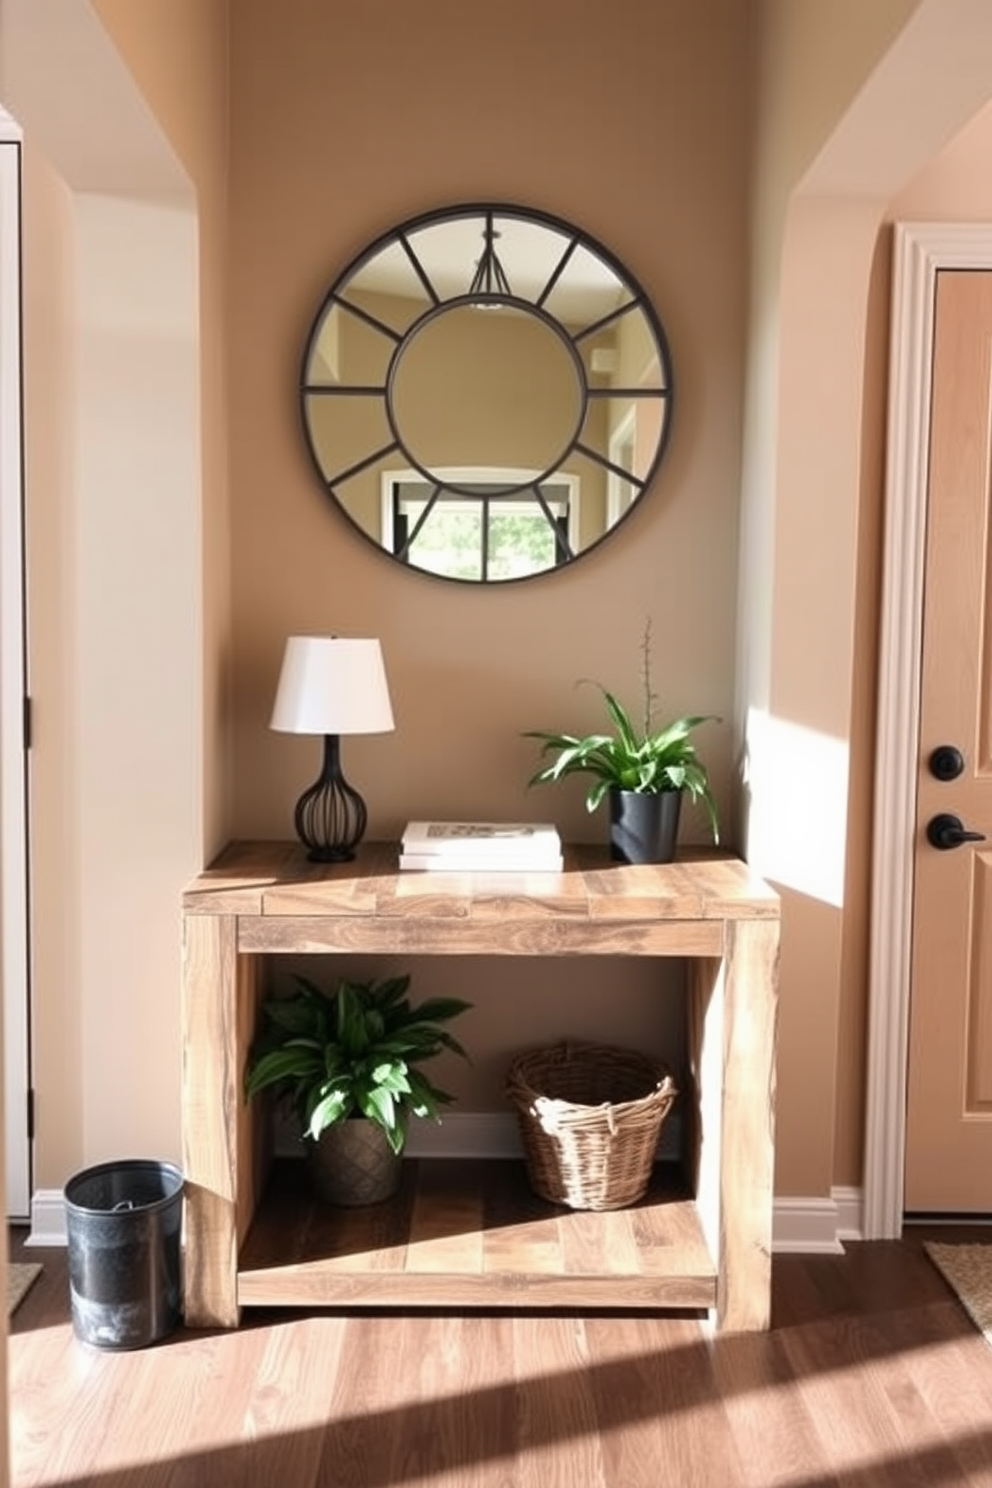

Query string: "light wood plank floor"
[9, 1223, 992, 1487]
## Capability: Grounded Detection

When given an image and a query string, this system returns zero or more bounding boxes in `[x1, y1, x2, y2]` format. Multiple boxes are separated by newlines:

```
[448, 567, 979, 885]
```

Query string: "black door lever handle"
[927, 813, 988, 851]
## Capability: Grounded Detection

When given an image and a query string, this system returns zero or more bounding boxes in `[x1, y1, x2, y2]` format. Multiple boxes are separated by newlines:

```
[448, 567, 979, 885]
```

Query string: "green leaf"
[323, 1045, 347, 1079]
[406, 1067, 454, 1119]
[389, 1109, 409, 1154]
[390, 996, 473, 1028]
[368, 975, 412, 1011]
[306, 1088, 350, 1140]
[336, 982, 370, 1056]
[600, 688, 639, 753]
[370, 1060, 412, 1095]
[362, 1085, 397, 1133]
[262, 991, 328, 1039]
[432, 1029, 469, 1059]
[586, 778, 611, 812]
[244, 1044, 323, 1098]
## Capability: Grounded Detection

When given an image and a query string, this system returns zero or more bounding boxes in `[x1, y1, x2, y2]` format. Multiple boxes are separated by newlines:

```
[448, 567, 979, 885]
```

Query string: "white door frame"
[0, 115, 30, 1219]
[864, 221, 992, 1239]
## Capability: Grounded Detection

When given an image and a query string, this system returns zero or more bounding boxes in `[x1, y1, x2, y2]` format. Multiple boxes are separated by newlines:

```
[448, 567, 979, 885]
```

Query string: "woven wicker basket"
[505, 1041, 678, 1211]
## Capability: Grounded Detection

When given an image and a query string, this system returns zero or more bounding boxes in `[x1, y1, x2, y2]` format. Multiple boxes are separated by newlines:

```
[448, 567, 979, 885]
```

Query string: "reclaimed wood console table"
[181, 841, 779, 1333]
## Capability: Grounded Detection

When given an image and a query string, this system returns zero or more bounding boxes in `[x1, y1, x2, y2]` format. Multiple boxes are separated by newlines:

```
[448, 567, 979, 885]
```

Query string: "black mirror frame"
[299, 202, 675, 584]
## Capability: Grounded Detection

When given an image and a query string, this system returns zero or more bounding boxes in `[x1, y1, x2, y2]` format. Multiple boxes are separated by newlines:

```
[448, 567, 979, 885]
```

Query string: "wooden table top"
[182, 841, 780, 924]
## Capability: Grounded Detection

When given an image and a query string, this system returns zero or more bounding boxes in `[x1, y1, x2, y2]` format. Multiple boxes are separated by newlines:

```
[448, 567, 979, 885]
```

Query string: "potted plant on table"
[524, 624, 720, 865]
[245, 974, 471, 1205]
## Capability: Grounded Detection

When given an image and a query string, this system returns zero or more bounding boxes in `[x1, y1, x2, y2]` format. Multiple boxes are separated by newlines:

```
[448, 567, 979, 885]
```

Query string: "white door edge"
[0, 123, 30, 1219]
[865, 221, 992, 1239]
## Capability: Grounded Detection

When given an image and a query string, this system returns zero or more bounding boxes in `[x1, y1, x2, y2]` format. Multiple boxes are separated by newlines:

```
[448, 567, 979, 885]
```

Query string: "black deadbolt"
[929, 745, 966, 782]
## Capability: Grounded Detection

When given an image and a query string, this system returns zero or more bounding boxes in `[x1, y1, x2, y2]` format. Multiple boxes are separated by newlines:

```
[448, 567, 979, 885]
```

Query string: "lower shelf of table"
[236, 1157, 717, 1311]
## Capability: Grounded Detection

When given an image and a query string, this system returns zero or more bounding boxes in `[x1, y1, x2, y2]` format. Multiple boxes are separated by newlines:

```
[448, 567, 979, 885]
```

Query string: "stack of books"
[399, 821, 563, 872]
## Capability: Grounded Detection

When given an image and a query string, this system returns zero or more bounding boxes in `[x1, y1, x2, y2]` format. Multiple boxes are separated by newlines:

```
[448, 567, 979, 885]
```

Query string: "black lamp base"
[304, 842, 357, 865]
[293, 734, 368, 862]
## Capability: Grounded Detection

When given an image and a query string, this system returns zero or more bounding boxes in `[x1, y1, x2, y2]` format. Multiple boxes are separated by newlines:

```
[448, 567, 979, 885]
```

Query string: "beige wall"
[7, 0, 992, 1205]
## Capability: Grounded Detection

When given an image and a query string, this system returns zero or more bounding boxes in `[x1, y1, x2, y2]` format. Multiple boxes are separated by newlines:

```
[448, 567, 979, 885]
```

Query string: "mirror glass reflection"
[300, 205, 674, 583]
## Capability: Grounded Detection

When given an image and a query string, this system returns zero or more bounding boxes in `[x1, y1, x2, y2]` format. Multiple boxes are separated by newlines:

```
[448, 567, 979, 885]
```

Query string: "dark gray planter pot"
[306, 1118, 402, 1206]
[608, 788, 682, 864]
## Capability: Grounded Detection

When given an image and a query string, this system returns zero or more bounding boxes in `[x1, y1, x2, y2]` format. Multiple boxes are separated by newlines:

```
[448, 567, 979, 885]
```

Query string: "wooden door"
[904, 269, 992, 1213]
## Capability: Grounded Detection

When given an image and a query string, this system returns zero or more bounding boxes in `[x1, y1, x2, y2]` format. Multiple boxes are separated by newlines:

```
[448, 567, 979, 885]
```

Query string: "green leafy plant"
[245, 974, 471, 1155]
[524, 622, 720, 841]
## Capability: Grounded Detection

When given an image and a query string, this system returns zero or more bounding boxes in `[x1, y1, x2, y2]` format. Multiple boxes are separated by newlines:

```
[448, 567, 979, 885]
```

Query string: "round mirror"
[300, 204, 674, 584]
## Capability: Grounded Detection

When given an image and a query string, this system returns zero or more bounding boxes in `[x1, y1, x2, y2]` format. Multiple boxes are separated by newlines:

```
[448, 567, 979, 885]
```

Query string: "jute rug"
[925, 1242, 992, 1345]
[7, 1261, 42, 1316]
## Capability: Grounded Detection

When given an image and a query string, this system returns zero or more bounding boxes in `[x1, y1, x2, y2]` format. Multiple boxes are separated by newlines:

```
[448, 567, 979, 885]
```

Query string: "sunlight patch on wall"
[744, 708, 849, 909]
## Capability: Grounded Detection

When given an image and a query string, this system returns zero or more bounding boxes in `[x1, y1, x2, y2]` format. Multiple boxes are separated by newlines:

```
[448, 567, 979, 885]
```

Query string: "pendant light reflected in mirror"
[468, 217, 512, 303]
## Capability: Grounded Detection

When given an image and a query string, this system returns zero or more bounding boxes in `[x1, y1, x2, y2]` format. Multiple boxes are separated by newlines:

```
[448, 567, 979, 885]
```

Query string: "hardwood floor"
[9, 1222, 992, 1487]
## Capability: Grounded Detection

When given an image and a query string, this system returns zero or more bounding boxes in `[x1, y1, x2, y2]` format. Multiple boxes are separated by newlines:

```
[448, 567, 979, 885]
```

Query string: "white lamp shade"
[270, 636, 395, 735]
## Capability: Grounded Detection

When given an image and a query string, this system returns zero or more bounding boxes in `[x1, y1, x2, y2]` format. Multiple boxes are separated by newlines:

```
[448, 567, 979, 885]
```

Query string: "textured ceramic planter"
[306, 1119, 402, 1206]
[608, 787, 682, 864]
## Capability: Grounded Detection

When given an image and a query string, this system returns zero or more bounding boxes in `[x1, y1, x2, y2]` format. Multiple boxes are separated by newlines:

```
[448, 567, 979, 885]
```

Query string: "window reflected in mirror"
[300, 205, 674, 583]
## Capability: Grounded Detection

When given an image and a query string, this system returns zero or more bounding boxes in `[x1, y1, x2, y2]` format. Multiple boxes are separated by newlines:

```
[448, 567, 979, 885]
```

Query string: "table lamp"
[270, 636, 395, 862]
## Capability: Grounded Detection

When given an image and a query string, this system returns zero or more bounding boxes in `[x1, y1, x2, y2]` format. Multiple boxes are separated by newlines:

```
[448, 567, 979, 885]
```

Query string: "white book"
[399, 851, 564, 873]
[401, 821, 561, 859]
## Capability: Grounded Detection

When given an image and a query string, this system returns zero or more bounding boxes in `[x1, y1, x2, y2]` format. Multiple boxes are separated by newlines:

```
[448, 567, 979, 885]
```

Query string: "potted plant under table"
[245, 974, 471, 1205]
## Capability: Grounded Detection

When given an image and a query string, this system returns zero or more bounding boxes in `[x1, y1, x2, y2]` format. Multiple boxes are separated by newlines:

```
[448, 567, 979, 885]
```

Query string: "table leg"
[688, 917, 779, 1331]
[182, 913, 243, 1328]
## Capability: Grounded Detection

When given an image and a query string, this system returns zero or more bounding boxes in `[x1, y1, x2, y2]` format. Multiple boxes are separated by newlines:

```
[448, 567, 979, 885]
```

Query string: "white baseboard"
[772, 1195, 843, 1253]
[25, 1119, 864, 1258]
[771, 1186, 863, 1253]
[25, 1188, 67, 1247]
[833, 1184, 864, 1242]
